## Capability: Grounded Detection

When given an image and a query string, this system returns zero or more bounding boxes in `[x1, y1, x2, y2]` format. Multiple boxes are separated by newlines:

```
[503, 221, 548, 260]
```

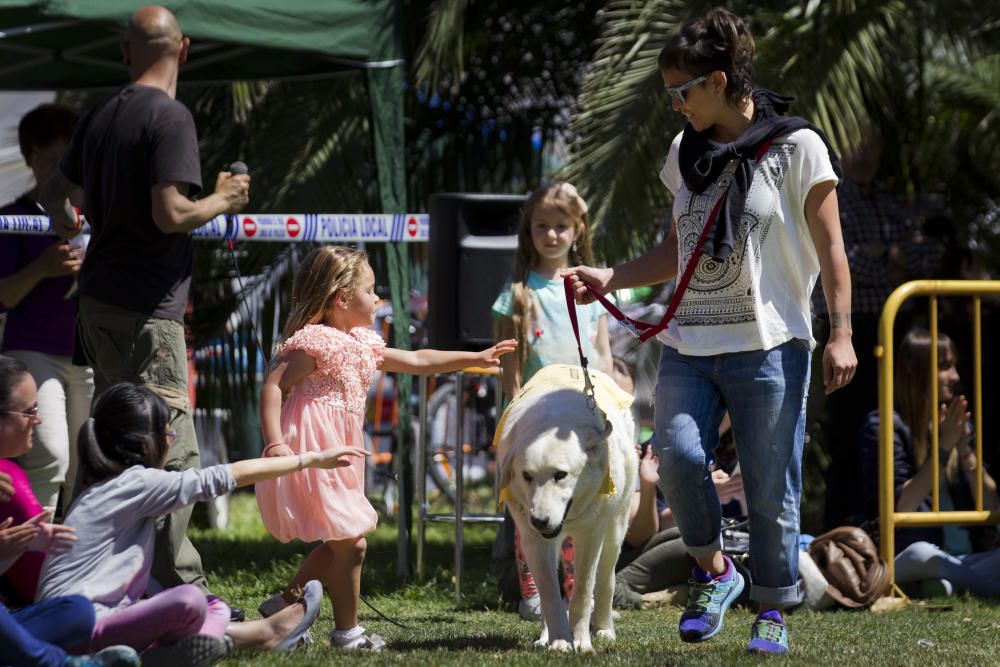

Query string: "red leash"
[565, 139, 773, 346]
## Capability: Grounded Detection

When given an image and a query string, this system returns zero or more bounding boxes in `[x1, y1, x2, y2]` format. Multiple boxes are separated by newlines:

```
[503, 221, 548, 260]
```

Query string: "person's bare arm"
[230, 447, 370, 487]
[0, 241, 80, 309]
[625, 447, 661, 548]
[259, 349, 316, 457]
[564, 219, 678, 304]
[495, 317, 521, 398]
[594, 316, 613, 373]
[806, 181, 857, 395]
[39, 170, 81, 240]
[381, 339, 516, 376]
[150, 171, 249, 234]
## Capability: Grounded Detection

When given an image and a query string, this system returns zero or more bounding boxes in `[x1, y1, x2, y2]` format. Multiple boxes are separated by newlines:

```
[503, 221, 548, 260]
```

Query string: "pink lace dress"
[255, 324, 385, 542]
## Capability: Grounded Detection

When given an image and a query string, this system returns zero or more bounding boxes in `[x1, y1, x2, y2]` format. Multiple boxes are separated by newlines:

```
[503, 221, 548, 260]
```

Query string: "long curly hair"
[282, 245, 369, 342]
[506, 182, 594, 375]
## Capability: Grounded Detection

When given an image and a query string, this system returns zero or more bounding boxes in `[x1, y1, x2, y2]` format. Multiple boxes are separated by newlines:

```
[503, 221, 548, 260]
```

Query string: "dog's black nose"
[530, 515, 548, 531]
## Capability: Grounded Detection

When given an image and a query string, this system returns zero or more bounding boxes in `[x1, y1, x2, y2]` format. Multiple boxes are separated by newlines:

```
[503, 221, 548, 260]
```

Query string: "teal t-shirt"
[492, 271, 606, 383]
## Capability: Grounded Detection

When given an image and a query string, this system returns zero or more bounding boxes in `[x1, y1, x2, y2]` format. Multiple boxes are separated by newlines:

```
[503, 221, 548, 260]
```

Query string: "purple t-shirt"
[0, 196, 76, 356]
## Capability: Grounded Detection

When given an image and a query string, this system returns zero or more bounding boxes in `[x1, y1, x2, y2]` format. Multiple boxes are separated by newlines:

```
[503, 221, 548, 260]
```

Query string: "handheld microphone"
[226, 161, 249, 176]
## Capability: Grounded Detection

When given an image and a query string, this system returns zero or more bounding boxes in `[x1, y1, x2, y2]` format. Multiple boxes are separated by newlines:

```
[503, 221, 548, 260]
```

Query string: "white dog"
[495, 364, 638, 653]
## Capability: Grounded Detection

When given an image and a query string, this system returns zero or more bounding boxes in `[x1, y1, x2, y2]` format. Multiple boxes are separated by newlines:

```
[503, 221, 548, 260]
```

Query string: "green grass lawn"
[192, 492, 1000, 666]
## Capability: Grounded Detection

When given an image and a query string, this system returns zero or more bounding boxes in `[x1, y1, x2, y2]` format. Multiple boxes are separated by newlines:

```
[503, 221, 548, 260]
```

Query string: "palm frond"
[563, 0, 717, 264]
[414, 0, 469, 91]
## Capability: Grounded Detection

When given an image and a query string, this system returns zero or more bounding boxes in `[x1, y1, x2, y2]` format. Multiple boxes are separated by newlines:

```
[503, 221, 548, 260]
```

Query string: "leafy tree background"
[59, 0, 999, 532]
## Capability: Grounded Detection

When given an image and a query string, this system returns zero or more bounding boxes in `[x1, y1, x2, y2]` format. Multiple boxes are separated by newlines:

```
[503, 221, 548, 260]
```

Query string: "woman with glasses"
[0, 355, 72, 604]
[0, 355, 141, 666]
[565, 7, 856, 655]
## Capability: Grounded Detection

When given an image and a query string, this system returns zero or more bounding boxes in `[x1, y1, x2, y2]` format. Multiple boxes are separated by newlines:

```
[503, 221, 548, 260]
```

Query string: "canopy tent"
[0, 0, 414, 571]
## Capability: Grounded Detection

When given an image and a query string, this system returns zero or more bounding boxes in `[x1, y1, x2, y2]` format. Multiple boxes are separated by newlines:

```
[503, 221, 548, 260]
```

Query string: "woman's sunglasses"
[664, 74, 708, 105]
[3, 404, 39, 419]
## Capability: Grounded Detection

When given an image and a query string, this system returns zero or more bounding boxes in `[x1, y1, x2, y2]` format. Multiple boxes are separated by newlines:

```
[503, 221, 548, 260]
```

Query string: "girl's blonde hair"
[282, 245, 369, 340]
[507, 181, 594, 374]
[895, 329, 960, 480]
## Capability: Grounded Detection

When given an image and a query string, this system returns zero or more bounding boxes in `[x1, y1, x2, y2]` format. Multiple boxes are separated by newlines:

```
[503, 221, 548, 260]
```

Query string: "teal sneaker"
[64, 646, 140, 667]
[678, 555, 745, 642]
[747, 610, 789, 655]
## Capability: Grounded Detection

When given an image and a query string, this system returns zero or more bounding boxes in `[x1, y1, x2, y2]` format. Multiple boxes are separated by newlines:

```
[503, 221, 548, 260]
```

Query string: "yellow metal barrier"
[876, 280, 1000, 589]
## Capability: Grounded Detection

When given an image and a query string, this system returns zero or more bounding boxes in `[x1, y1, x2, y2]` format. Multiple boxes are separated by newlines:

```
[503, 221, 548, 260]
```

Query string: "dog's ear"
[584, 410, 614, 455]
[497, 449, 515, 494]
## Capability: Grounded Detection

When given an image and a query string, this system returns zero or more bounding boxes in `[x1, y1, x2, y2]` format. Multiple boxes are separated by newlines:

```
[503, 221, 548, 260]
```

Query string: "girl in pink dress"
[255, 245, 516, 650]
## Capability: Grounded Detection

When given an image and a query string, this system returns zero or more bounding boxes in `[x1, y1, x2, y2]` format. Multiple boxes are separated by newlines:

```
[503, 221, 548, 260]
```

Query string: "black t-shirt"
[61, 84, 202, 322]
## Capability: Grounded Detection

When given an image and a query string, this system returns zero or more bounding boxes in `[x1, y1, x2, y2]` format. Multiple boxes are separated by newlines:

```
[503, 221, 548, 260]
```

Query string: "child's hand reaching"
[308, 446, 371, 470]
[477, 339, 517, 367]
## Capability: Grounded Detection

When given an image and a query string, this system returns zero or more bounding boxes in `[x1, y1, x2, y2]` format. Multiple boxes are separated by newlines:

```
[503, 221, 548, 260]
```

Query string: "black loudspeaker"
[428, 193, 526, 350]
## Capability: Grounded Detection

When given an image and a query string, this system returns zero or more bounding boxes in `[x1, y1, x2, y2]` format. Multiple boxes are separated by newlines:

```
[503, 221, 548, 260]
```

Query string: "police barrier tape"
[0, 213, 430, 242]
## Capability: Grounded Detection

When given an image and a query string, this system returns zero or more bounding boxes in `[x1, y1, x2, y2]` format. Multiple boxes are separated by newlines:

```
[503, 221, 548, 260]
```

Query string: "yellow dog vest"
[494, 364, 634, 507]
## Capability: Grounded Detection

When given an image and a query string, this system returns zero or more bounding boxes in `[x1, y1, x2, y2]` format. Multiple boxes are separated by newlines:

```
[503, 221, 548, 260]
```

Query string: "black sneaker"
[142, 634, 231, 667]
[229, 606, 246, 622]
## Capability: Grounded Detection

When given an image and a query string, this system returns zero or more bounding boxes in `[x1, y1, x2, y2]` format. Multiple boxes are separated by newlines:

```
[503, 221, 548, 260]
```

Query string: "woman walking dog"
[565, 7, 856, 655]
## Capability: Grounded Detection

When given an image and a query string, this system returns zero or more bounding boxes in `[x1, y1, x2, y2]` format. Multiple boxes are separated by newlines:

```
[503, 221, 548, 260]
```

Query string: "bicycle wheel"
[426, 380, 492, 503]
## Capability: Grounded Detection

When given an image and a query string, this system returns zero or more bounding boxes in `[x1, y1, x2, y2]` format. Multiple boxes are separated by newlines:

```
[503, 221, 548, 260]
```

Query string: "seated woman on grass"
[858, 329, 999, 598]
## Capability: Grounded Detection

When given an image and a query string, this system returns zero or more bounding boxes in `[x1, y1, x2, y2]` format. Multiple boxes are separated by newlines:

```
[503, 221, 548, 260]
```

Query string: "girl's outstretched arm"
[231, 447, 370, 487]
[495, 317, 521, 398]
[381, 339, 517, 376]
[260, 349, 316, 457]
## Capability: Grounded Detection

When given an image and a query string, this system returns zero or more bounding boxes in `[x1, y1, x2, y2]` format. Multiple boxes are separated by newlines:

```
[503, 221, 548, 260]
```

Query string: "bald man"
[41, 6, 249, 596]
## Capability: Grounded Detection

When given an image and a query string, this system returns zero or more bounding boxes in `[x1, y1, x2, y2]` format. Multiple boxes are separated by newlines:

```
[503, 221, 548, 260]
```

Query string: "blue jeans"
[653, 339, 810, 606]
[1, 595, 96, 666]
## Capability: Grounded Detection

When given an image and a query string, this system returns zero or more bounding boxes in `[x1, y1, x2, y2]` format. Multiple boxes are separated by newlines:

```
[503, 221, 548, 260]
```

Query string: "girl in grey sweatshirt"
[36, 382, 367, 664]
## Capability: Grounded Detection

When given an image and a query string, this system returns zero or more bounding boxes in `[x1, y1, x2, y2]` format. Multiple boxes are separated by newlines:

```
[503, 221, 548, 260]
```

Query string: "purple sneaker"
[678, 555, 744, 642]
[747, 609, 789, 655]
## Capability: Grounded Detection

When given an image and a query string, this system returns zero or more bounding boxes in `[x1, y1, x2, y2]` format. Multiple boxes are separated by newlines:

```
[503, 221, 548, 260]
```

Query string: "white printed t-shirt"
[657, 128, 838, 356]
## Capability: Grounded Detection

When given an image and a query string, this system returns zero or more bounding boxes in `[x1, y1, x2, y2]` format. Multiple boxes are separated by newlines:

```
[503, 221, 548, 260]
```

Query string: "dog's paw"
[548, 639, 574, 653]
[573, 639, 595, 654]
[594, 627, 617, 642]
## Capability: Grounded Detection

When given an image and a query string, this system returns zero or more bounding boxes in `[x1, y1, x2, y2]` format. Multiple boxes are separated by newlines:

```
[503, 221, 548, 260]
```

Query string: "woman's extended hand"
[561, 266, 613, 305]
[309, 446, 371, 470]
[636, 444, 660, 486]
[0, 517, 37, 561]
[476, 339, 517, 367]
[939, 395, 970, 452]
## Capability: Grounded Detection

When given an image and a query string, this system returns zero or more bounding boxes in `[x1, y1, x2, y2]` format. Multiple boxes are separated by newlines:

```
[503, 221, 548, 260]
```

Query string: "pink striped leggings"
[89, 584, 230, 653]
[514, 528, 575, 600]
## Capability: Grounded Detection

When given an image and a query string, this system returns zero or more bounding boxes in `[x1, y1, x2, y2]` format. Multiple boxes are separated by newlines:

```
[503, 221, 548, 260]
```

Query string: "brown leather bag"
[807, 526, 890, 608]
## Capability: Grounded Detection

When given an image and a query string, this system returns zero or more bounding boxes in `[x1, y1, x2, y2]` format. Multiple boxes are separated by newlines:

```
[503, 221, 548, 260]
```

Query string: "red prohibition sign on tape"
[407, 216, 418, 237]
[243, 217, 257, 237]
[286, 217, 301, 238]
